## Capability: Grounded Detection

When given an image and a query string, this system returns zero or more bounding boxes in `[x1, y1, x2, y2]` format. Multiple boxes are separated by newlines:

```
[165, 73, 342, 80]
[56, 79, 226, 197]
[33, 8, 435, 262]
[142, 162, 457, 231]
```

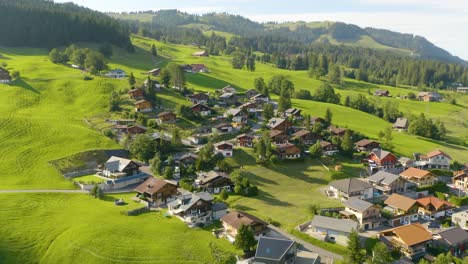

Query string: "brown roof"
[320, 141, 335, 148]
[157, 111, 175, 118]
[381, 223, 432, 246]
[417, 196, 454, 210]
[400, 167, 433, 179]
[134, 177, 176, 195]
[277, 143, 301, 155]
[427, 149, 451, 159]
[384, 193, 418, 211]
[220, 211, 267, 230]
[292, 130, 311, 138]
[269, 130, 285, 138]
[134, 99, 151, 105]
[354, 139, 379, 147]
[236, 133, 254, 140]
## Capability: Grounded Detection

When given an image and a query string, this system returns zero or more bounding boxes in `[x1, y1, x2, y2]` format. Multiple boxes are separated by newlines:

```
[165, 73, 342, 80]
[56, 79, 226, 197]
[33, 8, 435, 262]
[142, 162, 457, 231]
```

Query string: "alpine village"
[1, 1, 468, 264]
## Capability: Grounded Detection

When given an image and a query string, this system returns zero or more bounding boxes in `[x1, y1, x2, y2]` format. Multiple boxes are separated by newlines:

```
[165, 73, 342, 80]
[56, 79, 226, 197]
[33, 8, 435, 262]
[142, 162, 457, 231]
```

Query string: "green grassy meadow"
[73, 174, 106, 184]
[0, 193, 238, 264]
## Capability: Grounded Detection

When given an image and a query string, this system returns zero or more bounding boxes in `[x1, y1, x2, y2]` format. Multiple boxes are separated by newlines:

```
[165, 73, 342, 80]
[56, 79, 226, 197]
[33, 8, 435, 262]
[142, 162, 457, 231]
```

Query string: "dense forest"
[113, 10, 468, 89]
[0, 0, 133, 50]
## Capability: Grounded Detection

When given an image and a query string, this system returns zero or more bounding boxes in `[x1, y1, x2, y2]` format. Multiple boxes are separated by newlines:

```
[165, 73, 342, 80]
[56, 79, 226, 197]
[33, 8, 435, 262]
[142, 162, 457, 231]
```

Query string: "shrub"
[83, 75, 93, 81]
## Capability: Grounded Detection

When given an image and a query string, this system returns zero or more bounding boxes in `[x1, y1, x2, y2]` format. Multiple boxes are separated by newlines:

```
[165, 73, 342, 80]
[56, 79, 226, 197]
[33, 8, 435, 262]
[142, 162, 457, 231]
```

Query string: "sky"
[55, 0, 468, 60]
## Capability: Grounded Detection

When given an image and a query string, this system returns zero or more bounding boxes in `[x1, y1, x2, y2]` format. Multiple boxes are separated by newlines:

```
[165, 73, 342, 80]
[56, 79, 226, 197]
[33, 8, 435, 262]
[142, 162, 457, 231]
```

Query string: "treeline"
[0, 0, 133, 50]
[49, 45, 108, 74]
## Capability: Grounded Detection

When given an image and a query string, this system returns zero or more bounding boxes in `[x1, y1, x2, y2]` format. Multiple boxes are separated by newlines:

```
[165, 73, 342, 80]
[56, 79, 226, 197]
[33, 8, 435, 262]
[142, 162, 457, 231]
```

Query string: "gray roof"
[224, 108, 243, 116]
[212, 202, 228, 211]
[343, 197, 374, 212]
[438, 227, 468, 245]
[220, 92, 234, 98]
[393, 118, 408, 128]
[255, 237, 295, 261]
[104, 156, 133, 172]
[197, 171, 230, 184]
[310, 215, 358, 233]
[370, 149, 394, 160]
[329, 178, 372, 193]
[268, 118, 286, 128]
[167, 192, 214, 214]
[367, 171, 401, 185]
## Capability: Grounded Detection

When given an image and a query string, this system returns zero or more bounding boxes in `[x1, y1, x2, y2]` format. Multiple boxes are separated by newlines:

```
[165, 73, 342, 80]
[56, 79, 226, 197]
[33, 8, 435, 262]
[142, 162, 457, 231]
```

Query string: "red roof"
[416, 196, 454, 210]
[427, 150, 451, 159]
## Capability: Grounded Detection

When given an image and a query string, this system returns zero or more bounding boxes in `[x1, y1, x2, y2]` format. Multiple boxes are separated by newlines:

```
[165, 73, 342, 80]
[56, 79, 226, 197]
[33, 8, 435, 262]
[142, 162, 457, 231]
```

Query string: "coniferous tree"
[325, 108, 333, 126]
[370, 242, 392, 264]
[128, 72, 136, 86]
[345, 230, 365, 264]
[234, 224, 256, 252]
[150, 44, 157, 57]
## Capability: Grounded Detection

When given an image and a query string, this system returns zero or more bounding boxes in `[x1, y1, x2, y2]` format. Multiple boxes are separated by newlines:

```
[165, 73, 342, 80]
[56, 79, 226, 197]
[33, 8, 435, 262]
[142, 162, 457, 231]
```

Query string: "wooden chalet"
[269, 130, 288, 145]
[267, 118, 292, 132]
[196, 171, 233, 194]
[128, 88, 144, 100]
[157, 111, 177, 124]
[292, 130, 321, 145]
[236, 134, 255, 147]
[135, 177, 178, 205]
[134, 100, 152, 112]
[354, 139, 381, 152]
[276, 143, 301, 159]
[0, 67, 11, 83]
[191, 103, 212, 116]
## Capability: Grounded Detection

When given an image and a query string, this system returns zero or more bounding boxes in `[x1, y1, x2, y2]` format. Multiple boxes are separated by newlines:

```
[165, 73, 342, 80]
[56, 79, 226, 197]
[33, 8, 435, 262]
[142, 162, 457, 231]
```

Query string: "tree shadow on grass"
[232, 204, 258, 212]
[242, 170, 278, 186]
[11, 78, 40, 94]
[185, 72, 237, 91]
[419, 136, 467, 151]
[251, 190, 292, 207]
[266, 160, 329, 185]
[344, 80, 379, 90]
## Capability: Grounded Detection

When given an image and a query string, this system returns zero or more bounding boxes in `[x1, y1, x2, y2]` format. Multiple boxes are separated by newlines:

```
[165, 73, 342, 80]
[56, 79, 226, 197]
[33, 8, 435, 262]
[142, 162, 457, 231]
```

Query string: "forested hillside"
[0, 0, 133, 50]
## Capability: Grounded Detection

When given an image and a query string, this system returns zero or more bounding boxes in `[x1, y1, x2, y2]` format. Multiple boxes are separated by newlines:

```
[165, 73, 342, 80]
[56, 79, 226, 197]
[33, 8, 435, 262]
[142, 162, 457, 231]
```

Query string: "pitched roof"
[191, 103, 211, 110]
[134, 177, 176, 195]
[400, 167, 433, 179]
[393, 118, 408, 128]
[179, 153, 198, 161]
[292, 130, 311, 138]
[381, 223, 432, 246]
[214, 141, 233, 148]
[224, 108, 243, 116]
[104, 156, 135, 172]
[427, 149, 451, 159]
[219, 92, 235, 98]
[277, 143, 301, 155]
[197, 171, 230, 184]
[310, 215, 358, 233]
[320, 141, 335, 148]
[343, 197, 375, 212]
[255, 237, 295, 261]
[128, 88, 143, 94]
[189, 93, 209, 100]
[212, 202, 228, 212]
[329, 178, 372, 194]
[355, 139, 379, 147]
[220, 211, 268, 230]
[384, 193, 417, 211]
[167, 192, 214, 213]
[269, 130, 285, 138]
[438, 227, 468, 245]
[157, 111, 175, 118]
[416, 196, 454, 210]
[370, 149, 395, 160]
[236, 133, 254, 139]
[367, 171, 401, 185]
[268, 118, 287, 128]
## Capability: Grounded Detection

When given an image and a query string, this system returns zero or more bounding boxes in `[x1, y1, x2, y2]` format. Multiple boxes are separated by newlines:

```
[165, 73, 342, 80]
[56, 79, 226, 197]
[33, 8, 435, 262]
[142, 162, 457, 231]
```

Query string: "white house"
[105, 69, 126, 79]
[422, 150, 451, 170]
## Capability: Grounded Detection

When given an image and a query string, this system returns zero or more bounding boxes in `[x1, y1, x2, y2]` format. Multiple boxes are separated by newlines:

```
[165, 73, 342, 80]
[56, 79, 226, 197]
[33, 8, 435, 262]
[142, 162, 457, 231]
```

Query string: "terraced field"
[0, 193, 238, 263]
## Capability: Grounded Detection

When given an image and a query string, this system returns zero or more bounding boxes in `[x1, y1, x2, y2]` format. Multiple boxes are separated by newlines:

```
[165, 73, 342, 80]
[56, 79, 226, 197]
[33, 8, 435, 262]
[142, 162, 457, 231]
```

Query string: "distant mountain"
[111, 10, 465, 65]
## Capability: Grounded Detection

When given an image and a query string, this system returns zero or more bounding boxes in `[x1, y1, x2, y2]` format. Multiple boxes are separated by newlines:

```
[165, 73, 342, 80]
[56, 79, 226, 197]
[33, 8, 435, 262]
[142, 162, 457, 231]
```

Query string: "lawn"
[72, 174, 106, 184]
[225, 148, 342, 230]
[0, 193, 238, 264]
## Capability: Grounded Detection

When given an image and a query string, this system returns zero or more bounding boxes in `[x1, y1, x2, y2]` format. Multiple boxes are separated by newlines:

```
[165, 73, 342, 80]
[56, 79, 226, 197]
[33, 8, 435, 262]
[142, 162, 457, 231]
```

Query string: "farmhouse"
[214, 141, 233, 157]
[105, 69, 126, 79]
[236, 134, 254, 147]
[368, 149, 398, 171]
[167, 192, 219, 226]
[374, 89, 390, 97]
[269, 130, 288, 145]
[0, 67, 11, 83]
[276, 143, 301, 160]
[188, 93, 210, 104]
[268, 118, 292, 132]
[366, 170, 407, 195]
[393, 118, 409, 131]
[341, 197, 382, 230]
[399, 167, 437, 186]
[328, 126, 347, 137]
[292, 130, 320, 145]
[418, 149, 452, 170]
[212, 123, 233, 133]
[418, 92, 443, 102]
[224, 108, 247, 124]
[416, 196, 454, 219]
[308, 215, 358, 246]
[328, 178, 374, 200]
[127, 88, 144, 100]
[157, 111, 176, 124]
[134, 177, 178, 206]
[244, 89, 259, 98]
[320, 141, 339, 156]
[196, 171, 233, 194]
[383, 193, 420, 226]
[219, 92, 237, 105]
[102, 156, 140, 179]
[147, 68, 160, 76]
[191, 103, 212, 116]
[134, 100, 152, 112]
[354, 139, 380, 152]
[434, 227, 468, 257]
[254, 237, 297, 264]
[250, 94, 269, 104]
[127, 125, 148, 135]
[379, 223, 432, 259]
[192, 51, 209, 57]
[178, 153, 198, 166]
[189, 64, 209, 73]
[221, 210, 268, 241]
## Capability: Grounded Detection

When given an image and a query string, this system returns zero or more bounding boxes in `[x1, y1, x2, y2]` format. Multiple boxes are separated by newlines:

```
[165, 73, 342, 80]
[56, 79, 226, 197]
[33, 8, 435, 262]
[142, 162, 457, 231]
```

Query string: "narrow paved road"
[268, 225, 343, 264]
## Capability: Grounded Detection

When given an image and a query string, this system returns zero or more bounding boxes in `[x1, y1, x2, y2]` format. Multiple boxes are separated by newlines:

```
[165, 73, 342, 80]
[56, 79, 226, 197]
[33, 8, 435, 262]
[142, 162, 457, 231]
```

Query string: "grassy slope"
[0, 193, 237, 263]
[132, 35, 468, 161]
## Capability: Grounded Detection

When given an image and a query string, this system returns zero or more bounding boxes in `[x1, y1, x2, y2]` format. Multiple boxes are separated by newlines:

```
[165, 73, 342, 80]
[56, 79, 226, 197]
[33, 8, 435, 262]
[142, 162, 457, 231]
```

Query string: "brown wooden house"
[276, 143, 301, 159]
[0, 67, 11, 83]
[191, 103, 212, 116]
[368, 149, 398, 171]
[268, 118, 292, 132]
[236, 134, 255, 147]
[179, 153, 199, 166]
[292, 130, 321, 145]
[188, 93, 210, 104]
[135, 177, 178, 205]
[270, 130, 288, 145]
[196, 171, 233, 194]
[328, 126, 348, 137]
[354, 139, 381, 152]
[221, 211, 268, 240]
[127, 125, 148, 135]
[147, 68, 161, 76]
[134, 100, 153, 112]
[320, 141, 339, 156]
[128, 88, 144, 100]
[157, 111, 177, 124]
